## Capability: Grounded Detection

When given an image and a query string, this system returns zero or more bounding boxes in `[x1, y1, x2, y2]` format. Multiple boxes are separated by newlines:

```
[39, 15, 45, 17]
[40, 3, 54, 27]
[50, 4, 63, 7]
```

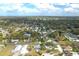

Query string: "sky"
[0, 0, 79, 16]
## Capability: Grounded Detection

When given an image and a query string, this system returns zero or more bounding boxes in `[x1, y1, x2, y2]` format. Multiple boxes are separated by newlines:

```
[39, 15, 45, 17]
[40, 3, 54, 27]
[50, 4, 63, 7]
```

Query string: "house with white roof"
[42, 53, 53, 56]
[34, 43, 41, 52]
[15, 27, 21, 32]
[64, 33, 79, 42]
[56, 45, 63, 53]
[12, 44, 29, 56]
[11, 39, 19, 44]
[12, 45, 22, 53]
[72, 52, 79, 56]
[24, 32, 31, 37]
[0, 44, 5, 48]
[20, 45, 29, 56]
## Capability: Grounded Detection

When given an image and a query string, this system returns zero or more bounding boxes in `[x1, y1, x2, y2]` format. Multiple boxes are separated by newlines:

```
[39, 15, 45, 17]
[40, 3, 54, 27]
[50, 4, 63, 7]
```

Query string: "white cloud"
[64, 7, 79, 14]
[0, 0, 79, 13]
[18, 7, 40, 13]
[0, 3, 40, 14]
[70, 4, 79, 8]
[64, 7, 79, 16]
[64, 7, 74, 13]
[64, 3, 79, 13]
[0, 2, 65, 15]
[33, 3, 50, 9]
[34, 3, 63, 15]
[0, 0, 79, 4]
[0, 0, 79, 16]
[33, 3, 59, 10]
[0, 4, 22, 12]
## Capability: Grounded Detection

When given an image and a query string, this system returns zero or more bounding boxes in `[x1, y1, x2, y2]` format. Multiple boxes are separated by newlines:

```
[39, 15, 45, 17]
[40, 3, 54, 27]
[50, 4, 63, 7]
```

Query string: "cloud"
[0, 3, 61, 15]
[53, 3, 70, 8]
[64, 7, 74, 13]
[32, 3, 64, 16]
[70, 4, 79, 9]
[32, 3, 61, 12]
[0, 3, 39, 13]
[64, 3, 79, 12]
[0, 0, 79, 4]
[0, 0, 79, 16]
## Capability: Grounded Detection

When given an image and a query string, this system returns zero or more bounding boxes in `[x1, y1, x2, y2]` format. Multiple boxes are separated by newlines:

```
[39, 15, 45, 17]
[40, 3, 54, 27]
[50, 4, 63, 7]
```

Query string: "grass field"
[0, 44, 15, 56]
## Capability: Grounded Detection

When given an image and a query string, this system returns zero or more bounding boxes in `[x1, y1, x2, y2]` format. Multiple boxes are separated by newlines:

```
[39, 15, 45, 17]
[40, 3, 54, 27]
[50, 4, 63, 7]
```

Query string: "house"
[34, 27, 39, 32]
[38, 41, 42, 44]
[51, 30, 56, 33]
[45, 39, 56, 50]
[47, 39, 52, 43]
[0, 45, 5, 51]
[11, 39, 19, 44]
[12, 45, 22, 53]
[72, 52, 79, 56]
[2, 40, 8, 43]
[42, 50, 54, 56]
[20, 45, 29, 56]
[64, 33, 79, 42]
[26, 27, 30, 31]
[45, 40, 53, 50]
[12, 44, 29, 56]
[24, 32, 31, 37]
[42, 53, 53, 56]
[63, 51, 72, 56]
[63, 46, 72, 51]
[42, 31, 47, 35]
[0, 44, 5, 48]
[62, 46, 73, 56]
[34, 43, 41, 52]
[56, 45, 63, 53]
[15, 27, 21, 32]
[45, 45, 53, 50]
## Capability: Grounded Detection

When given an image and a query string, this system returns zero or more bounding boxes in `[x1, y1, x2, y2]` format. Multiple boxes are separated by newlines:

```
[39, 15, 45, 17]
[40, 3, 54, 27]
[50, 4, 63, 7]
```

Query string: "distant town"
[0, 16, 79, 56]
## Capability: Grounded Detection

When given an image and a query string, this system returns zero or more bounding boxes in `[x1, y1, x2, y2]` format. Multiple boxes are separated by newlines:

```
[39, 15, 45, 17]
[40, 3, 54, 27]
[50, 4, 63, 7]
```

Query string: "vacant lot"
[0, 44, 15, 56]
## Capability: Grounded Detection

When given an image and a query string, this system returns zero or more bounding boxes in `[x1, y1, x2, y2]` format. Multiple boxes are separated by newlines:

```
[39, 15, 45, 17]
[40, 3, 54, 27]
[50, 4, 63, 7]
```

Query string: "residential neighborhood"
[0, 16, 79, 56]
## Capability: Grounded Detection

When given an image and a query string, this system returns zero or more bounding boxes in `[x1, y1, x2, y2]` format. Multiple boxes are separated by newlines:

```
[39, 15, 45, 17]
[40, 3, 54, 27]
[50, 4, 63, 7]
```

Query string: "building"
[20, 45, 29, 55]
[62, 46, 73, 56]
[12, 45, 22, 53]
[56, 45, 63, 53]
[72, 52, 79, 56]
[34, 43, 41, 52]
[24, 32, 31, 37]
[0, 44, 5, 48]
[42, 53, 53, 56]
[63, 46, 72, 52]
[11, 39, 19, 44]
[12, 44, 29, 56]
[64, 33, 79, 42]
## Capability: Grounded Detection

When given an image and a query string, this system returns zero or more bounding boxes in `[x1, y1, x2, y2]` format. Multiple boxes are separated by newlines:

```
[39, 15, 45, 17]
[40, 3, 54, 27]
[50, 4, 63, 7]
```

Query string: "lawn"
[0, 44, 15, 56]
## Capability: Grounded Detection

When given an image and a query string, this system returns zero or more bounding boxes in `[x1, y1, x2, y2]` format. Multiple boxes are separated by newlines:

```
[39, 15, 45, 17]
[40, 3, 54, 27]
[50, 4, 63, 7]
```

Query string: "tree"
[0, 33, 3, 41]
